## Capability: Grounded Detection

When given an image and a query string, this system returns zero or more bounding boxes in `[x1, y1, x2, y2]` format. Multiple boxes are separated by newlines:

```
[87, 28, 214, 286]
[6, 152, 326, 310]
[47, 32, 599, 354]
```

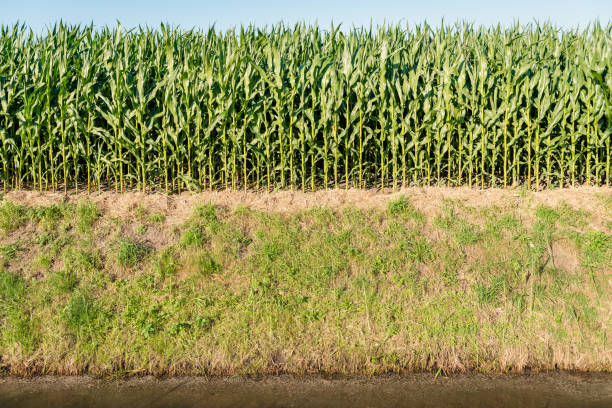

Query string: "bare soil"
[5, 186, 612, 228]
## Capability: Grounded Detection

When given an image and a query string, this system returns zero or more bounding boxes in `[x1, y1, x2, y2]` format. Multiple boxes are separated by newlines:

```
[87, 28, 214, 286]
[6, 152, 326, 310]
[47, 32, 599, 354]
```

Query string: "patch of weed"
[63, 247, 102, 273]
[124, 299, 166, 338]
[484, 213, 520, 240]
[195, 252, 221, 275]
[195, 204, 220, 233]
[474, 276, 505, 304]
[116, 238, 151, 268]
[34, 204, 66, 230]
[169, 321, 192, 336]
[48, 270, 79, 294]
[535, 205, 560, 225]
[75, 201, 99, 233]
[557, 202, 589, 227]
[135, 224, 147, 235]
[152, 247, 179, 278]
[454, 220, 481, 245]
[581, 231, 612, 267]
[0, 242, 23, 265]
[371, 256, 389, 275]
[434, 205, 455, 230]
[0, 202, 28, 234]
[388, 195, 409, 215]
[403, 237, 432, 263]
[194, 315, 215, 331]
[388, 195, 425, 223]
[34, 231, 54, 246]
[0, 269, 25, 302]
[61, 291, 104, 336]
[33, 253, 52, 270]
[180, 224, 206, 248]
[3, 308, 38, 352]
[134, 205, 148, 221]
[149, 212, 165, 223]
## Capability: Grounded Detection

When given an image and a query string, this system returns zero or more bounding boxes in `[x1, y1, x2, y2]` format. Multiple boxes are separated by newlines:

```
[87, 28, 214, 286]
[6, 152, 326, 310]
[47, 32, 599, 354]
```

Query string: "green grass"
[0, 202, 29, 235]
[580, 231, 612, 267]
[193, 252, 221, 276]
[61, 291, 106, 339]
[75, 202, 99, 233]
[152, 247, 179, 278]
[0, 195, 610, 376]
[116, 238, 151, 268]
[48, 270, 79, 294]
[180, 225, 206, 248]
[0, 242, 23, 264]
[0, 269, 26, 302]
[149, 213, 166, 224]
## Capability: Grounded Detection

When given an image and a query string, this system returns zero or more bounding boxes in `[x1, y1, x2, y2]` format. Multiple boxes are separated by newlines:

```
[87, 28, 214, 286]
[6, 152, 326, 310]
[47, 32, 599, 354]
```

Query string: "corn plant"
[0, 21, 609, 192]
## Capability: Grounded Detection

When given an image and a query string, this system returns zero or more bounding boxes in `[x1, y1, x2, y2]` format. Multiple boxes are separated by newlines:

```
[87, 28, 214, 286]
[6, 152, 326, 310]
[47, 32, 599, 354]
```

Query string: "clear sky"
[2, 0, 610, 32]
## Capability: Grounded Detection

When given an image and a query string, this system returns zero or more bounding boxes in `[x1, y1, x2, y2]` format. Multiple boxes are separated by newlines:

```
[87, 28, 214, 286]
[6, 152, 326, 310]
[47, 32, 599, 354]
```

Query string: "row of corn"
[0, 22, 610, 192]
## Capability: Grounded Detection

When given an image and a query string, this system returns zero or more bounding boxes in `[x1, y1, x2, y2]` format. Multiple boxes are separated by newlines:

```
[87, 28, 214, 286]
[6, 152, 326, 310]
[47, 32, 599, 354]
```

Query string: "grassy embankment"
[0, 190, 611, 376]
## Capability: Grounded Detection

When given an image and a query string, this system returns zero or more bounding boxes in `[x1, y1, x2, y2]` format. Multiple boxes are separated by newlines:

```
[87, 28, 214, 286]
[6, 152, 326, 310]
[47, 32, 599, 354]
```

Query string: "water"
[1, 373, 611, 408]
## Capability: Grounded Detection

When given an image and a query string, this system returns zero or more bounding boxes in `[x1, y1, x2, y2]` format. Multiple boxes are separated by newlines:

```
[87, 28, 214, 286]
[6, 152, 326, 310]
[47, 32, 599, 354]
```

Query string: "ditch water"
[1, 373, 611, 408]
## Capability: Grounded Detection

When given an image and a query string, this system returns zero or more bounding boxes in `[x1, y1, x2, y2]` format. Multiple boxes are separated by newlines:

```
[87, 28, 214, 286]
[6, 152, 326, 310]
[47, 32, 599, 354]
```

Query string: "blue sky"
[2, 1, 610, 31]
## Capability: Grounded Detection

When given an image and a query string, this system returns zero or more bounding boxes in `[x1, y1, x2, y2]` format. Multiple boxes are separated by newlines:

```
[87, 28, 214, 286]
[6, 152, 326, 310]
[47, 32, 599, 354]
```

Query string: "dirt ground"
[4, 186, 612, 228]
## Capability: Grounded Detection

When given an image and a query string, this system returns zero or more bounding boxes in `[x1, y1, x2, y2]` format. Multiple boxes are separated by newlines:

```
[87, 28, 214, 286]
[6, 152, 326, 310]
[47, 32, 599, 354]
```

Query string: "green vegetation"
[0, 22, 610, 193]
[116, 238, 151, 268]
[0, 195, 610, 376]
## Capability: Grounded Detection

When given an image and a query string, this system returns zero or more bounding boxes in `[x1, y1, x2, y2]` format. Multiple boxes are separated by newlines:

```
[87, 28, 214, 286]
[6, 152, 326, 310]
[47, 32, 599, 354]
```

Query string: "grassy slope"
[0, 192, 611, 376]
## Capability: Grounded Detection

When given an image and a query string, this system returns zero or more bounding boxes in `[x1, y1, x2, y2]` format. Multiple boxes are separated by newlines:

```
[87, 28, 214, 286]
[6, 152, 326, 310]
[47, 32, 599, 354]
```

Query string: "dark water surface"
[1, 373, 611, 408]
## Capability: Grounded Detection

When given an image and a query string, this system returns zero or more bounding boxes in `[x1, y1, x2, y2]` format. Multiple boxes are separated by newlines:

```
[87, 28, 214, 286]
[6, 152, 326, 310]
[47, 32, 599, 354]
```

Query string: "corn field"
[0, 22, 610, 193]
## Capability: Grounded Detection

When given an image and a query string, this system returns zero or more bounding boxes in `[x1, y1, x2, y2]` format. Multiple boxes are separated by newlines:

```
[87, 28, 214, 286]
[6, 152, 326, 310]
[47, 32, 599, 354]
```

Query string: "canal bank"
[0, 188, 611, 376]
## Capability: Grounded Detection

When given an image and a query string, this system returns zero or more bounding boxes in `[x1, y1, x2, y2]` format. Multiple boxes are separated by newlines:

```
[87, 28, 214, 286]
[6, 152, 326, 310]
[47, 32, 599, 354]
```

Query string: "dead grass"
[4, 186, 611, 225]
